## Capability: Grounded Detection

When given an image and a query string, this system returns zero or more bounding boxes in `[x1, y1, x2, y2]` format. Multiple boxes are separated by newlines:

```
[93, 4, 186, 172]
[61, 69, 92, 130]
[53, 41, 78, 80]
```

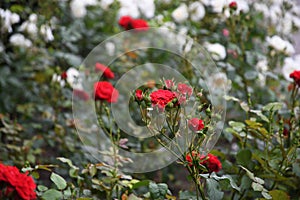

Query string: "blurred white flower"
[70, 0, 97, 18]
[0, 9, 20, 32]
[207, 72, 232, 93]
[105, 42, 115, 56]
[253, 3, 269, 17]
[204, 42, 226, 60]
[66, 68, 83, 89]
[282, 55, 300, 81]
[172, 4, 189, 23]
[19, 14, 39, 37]
[40, 24, 54, 42]
[52, 73, 65, 87]
[136, 0, 155, 18]
[9, 34, 32, 48]
[256, 60, 269, 72]
[100, 0, 114, 10]
[266, 35, 295, 55]
[209, 0, 227, 13]
[118, 0, 140, 18]
[189, 2, 205, 22]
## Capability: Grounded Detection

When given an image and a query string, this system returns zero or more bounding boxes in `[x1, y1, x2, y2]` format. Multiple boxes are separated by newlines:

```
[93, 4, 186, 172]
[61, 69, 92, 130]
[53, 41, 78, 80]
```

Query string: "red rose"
[94, 81, 119, 103]
[229, 1, 237, 9]
[73, 89, 90, 101]
[130, 19, 149, 30]
[150, 89, 176, 110]
[188, 118, 204, 132]
[200, 154, 222, 173]
[177, 83, 193, 97]
[118, 16, 132, 30]
[164, 79, 174, 89]
[0, 163, 36, 200]
[290, 70, 300, 86]
[61, 71, 67, 79]
[118, 16, 149, 31]
[95, 63, 115, 79]
[135, 89, 143, 101]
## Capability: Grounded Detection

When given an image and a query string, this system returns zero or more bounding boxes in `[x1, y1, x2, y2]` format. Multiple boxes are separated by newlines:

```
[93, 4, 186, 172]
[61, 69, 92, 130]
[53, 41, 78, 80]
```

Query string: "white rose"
[70, 0, 87, 18]
[266, 35, 295, 55]
[189, 2, 205, 22]
[172, 4, 189, 23]
[282, 55, 300, 81]
[40, 24, 54, 42]
[209, 0, 226, 13]
[66, 68, 83, 90]
[9, 33, 32, 48]
[0, 9, 20, 32]
[204, 42, 227, 60]
[136, 0, 155, 18]
[256, 60, 268, 72]
[100, 0, 114, 10]
[207, 72, 232, 93]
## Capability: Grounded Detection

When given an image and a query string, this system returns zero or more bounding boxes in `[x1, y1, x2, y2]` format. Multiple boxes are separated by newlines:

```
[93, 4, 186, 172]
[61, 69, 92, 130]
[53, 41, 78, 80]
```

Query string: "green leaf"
[236, 149, 252, 167]
[50, 172, 67, 190]
[149, 182, 168, 199]
[292, 163, 300, 177]
[224, 95, 240, 102]
[57, 157, 74, 167]
[128, 194, 143, 200]
[262, 102, 283, 112]
[179, 191, 197, 200]
[132, 180, 150, 189]
[210, 173, 240, 192]
[269, 190, 290, 200]
[251, 182, 263, 191]
[229, 121, 245, 132]
[42, 189, 62, 200]
[38, 185, 48, 192]
[262, 190, 272, 199]
[250, 110, 269, 122]
[206, 178, 224, 200]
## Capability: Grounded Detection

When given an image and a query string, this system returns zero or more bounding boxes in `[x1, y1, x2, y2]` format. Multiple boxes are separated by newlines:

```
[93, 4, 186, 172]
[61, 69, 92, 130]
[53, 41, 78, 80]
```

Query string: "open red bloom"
[188, 118, 204, 132]
[200, 154, 222, 173]
[118, 16, 132, 30]
[118, 16, 149, 31]
[150, 89, 176, 109]
[95, 62, 115, 79]
[290, 70, 300, 86]
[94, 81, 119, 103]
[185, 151, 198, 166]
[130, 19, 149, 30]
[135, 89, 143, 101]
[0, 163, 36, 200]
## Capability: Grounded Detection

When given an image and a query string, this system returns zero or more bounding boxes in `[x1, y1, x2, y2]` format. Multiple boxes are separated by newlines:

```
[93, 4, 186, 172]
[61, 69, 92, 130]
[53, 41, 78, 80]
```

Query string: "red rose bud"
[229, 1, 237, 10]
[222, 28, 230, 37]
[283, 128, 289, 138]
[61, 71, 67, 79]
[290, 70, 300, 86]
[200, 153, 222, 173]
[95, 62, 115, 79]
[185, 151, 198, 166]
[94, 81, 119, 103]
[188, 118, 204, 132]
[165, 79, 174, 89]
[135, 89, 143, 101]
[118, 16, 132, 30]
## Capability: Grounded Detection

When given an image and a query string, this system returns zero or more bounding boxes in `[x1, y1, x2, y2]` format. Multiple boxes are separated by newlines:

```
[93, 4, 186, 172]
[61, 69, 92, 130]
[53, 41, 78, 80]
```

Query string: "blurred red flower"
[94, 81, 119, 103]
[290, 70, 300, 86]
[95, 62, 115, 79]
[188, 118, 204, 132]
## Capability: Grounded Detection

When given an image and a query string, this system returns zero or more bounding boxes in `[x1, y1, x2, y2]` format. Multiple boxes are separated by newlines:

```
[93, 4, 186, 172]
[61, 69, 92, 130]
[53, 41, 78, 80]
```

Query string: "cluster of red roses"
[135, 79, 193, 110]
[0, 163, 36, 200]
[135, 80, 205, 132]
[290, 70, 300, 86]
[118, 16, 149, 31]
[185, 151, 222, 173]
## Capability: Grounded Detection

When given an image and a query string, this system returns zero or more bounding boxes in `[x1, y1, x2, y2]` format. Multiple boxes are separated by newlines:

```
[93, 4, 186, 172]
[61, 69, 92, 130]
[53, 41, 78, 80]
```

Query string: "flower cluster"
[185, 152, 222, 173]
[0, 163, 36, 200]
[134, 80, 193, 111]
